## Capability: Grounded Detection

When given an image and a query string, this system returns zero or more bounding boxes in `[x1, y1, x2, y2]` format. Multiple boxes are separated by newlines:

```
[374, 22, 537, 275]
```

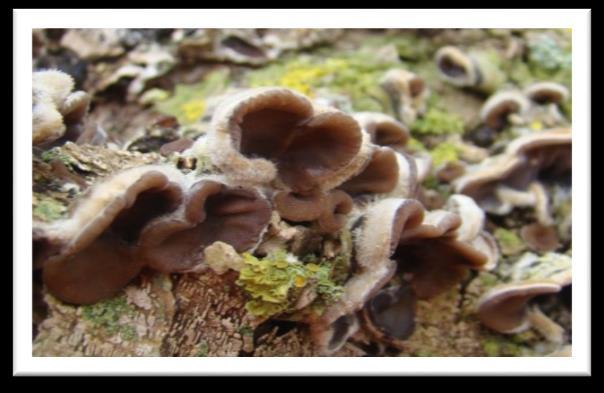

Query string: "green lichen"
[246, 54, 398, 113]
[81, 295, 138, 340]
[411, 95, 465, 136]
[236, 251, 343, 319]
[428, 142, 460, 167]
[494, 228, 525, 256]
[39, 148, 74, 167]
[406, 137, 427, 153]
[33, 197, 66, 221]
[506, 33, 571, 87]
[482, 336, 530, 357]
[196, 341, 209, 357]
[155, 68, 230, 125]
[238, 325, 254, 337]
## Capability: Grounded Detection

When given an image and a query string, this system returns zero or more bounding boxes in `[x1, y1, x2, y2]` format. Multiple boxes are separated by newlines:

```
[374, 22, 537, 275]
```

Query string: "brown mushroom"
[208, 87, 362, 193]
[273, 189, 353, 234]
[360, 284, 417, 349]
[523, 82, 569, 105]
[454, 128, 571, 222]
[38, 165, 185, 304]
[480, 90, 530, 129]
[520, 223, 560, 252]
[139, 179, 272, 273]
[353, 112, 410, 151]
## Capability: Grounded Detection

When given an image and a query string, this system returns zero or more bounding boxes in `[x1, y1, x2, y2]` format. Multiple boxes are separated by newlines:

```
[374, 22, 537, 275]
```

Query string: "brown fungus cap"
[316, 199, 425, 330]
[339, 147, 400, 196]
[360, 284, 417, 348]
[208, 87, 362, 193]
[480, 90, 530, 129]
[523, 82, 569, 105]
[393, 210, 488, 299]
[434, 46, 480, 87]
[273, 189, 353, 234]
[139, 179, 272, 273]
[310, 313, 360, 355]
[39, 165, 185, 304]
[476, 282, 561, 334]
[520, 223, 560, 252]
[453, 128, 571, 216]
[353, 112, 410, 151]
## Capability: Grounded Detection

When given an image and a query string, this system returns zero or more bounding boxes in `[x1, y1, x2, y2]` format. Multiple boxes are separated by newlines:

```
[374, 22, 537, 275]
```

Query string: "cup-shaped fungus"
[37, 165, 186, 304]
[453, 128, 571, 224]
[312, 197, 491, 353]
[477, 251, 571, 340]
[380, 69, 429, 125]
[434, 46, 505, 94]
[208, 87, 363, 194]
[337, 113, 419, 198]
[309, 313, 361, 355]
[312, 199, 425, 347]
[273, 189, 353, 234]
[33, 69, 91, 146]
[353, 112, 410, 151]
[138, 179, 272, 272]
[360, 284, 417, 349]
[523, 82, 569, 106]
[479, 90, 531, 130]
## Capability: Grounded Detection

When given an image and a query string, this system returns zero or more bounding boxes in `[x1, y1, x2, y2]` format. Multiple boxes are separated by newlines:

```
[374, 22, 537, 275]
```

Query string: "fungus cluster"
[32, 71, 571, 355]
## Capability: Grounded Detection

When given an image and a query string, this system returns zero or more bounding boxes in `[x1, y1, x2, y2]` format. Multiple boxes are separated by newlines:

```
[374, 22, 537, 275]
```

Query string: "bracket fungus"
[36, 165, 185, 304]
[434, 46, 505, 94]
[33, 69, 91, 146]
[453, 128, 571, 224]
[359, 284, 417, 349]
[477, 252, 571, 339]
[135, 179, 272, 273]
[479, 90, 531, 130]
[207, 87, 363, 194]
[311, 194, 492, 353]
[273, 189, 353, 234]
[35, 164, 272, 304]
[523, 82, 569, 106]
[336, 113, 420, 198]
[380, 69, 429, 125]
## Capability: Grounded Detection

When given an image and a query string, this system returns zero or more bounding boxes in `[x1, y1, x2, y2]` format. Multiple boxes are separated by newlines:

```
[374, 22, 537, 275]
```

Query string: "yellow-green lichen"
[236, 251, 343, 319]
[246, 54, 398, 113]
[411, 95, 465, 136]
[196, 341, 209, 357]
[428, 142, 460, 167]
[494, 228, 525, 256]
[81, 295, 138, 340]
[482, 336, 531, 357]
[155, 68, 230, 125]
[39, 148, 75, 167]
[33, 197, 67, 221]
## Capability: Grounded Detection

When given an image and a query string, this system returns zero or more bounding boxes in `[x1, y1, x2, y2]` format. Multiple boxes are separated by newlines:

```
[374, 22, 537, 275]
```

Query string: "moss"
[81, 295, 138, 340]
[33, 197, 67, 221]
[236, 251, 343, 319]
[155, 68, 230, 124]
[196, 341, 209, 357]
[494, 228, 525, 256]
